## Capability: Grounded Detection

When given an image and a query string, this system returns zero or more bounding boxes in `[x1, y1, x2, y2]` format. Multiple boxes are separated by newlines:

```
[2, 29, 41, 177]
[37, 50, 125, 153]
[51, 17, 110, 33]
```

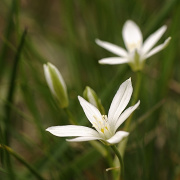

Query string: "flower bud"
[83, 86, 105, 114]
[43, 62, 68, 108]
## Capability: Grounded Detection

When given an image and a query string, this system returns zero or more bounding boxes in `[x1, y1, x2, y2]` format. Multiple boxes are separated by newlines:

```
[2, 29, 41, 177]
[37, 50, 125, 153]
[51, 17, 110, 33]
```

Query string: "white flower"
[96, 20, 171, 71]
[46, 78, 140, 145]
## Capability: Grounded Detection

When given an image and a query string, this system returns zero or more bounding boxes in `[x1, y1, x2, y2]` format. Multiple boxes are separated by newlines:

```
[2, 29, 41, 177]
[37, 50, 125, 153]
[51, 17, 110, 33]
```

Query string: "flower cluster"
[44, 20, 170, 147]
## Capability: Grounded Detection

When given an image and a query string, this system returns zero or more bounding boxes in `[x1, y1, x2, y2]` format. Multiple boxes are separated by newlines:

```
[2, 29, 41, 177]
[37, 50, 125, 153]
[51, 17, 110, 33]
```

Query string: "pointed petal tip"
[166, 37, 171, 43]
[125, 77, 132, 88]
[98, 59, 104, 64]
[157, 25, 167, 33]
[46, 127, 51, 132]
[106, 131, 129, 144]
[78, 96, 90, 107]
[136, 100, 140, 106]
[78, 96, 83, 104]
[95, 39, 101, 44]
[78, 95, 83, 102]
[133, 100, 140, 111]
[165, 37, 171, 46]
[45, 128, 51, 133]
[145, 36, 171, 59]
[162, 25, 167, 31]
[124, 78, 132, 88]
[127, 77, 132, 83]
[122, 131, 130, 137]
[98, 58, 114, 64]
[133, 100, 140, 109]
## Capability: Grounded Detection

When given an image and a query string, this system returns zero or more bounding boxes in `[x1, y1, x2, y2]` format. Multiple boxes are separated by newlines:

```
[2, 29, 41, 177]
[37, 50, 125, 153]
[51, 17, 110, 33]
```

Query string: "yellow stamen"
[101, 128, 104, 133]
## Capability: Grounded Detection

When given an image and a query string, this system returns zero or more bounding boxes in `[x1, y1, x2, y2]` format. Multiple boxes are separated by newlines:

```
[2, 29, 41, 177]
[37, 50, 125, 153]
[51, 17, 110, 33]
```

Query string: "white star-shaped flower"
[46, 78, 140, 145]
[96, 20, 171, 71]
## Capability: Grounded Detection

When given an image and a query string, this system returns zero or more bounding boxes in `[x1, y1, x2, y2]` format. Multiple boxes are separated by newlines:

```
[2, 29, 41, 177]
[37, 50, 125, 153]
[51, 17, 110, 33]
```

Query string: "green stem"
[124, 71, 142, 131]
[0, 0, 16, 78]
[0, 145, 45, 180]
[132, 71, 142, 104]
[111, 145, 124, 180]
[1, 28, 27, 180]
[4, 28, 27, 145]
[105, 147, 116, 180]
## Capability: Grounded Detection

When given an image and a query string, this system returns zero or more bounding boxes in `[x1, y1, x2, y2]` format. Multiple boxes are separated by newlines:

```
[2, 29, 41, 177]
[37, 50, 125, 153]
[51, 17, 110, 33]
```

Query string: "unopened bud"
[83, 86, 105, 114]
[43, 62, 68, 108]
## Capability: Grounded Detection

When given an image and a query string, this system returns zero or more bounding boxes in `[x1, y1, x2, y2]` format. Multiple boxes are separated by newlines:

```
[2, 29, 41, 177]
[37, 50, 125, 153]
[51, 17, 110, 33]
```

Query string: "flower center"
[127, 41, 141, 52]
[128, 50, 144, 71]
[92, 115, 113, 139]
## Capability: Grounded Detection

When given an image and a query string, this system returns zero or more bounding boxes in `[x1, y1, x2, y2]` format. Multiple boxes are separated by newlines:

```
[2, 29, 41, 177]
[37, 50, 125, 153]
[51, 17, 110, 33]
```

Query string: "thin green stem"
[111, 145, 124, 180]
[4, 28, 27, 145]
[0, 0, 16, 78]
[0, 145, 45, 180]
[132, 71, 142, 105]
[1, 28, 27, 180]
[124, 71, 142, 131]
[105, 146, 116, 180]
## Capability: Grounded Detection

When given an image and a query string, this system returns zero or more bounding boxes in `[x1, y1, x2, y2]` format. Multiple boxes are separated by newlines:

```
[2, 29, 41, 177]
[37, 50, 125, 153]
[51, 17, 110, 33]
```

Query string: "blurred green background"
[0, 0, 180, 179]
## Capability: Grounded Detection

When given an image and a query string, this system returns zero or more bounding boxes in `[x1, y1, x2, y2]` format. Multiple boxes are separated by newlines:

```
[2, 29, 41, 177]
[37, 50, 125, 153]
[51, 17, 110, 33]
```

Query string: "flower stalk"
[111, 145, 124, 180]
[124, 71, 142, 131]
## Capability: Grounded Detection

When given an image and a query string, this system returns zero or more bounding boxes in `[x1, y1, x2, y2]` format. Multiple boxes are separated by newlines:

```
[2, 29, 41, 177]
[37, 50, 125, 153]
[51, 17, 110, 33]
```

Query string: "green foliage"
[0, 0, 180, 179]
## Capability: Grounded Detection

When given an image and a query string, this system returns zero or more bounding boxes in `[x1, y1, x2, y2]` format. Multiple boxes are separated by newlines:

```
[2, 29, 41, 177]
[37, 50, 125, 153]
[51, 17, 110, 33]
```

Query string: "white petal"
[145, 37, 171, 59]
[99, 57, 129, 65]
[108, 78, 133, 130]
[43, 64, 55, 95]
[106, 131, 129, 144]
[46, 125, 100, 137]
[114, 100, 140, 132]
[95, 39, 127, 57]
[142, 25, 167, 55]
[122, 20, 143, 52]
[67, 136, 102, 142]
[78, 96, 102, 125]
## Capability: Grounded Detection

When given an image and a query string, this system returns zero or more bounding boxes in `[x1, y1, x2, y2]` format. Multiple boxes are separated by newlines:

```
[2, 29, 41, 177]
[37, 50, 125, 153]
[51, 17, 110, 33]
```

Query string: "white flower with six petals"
[46, 78, 140, 145]
[96, 20, 171, 71]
